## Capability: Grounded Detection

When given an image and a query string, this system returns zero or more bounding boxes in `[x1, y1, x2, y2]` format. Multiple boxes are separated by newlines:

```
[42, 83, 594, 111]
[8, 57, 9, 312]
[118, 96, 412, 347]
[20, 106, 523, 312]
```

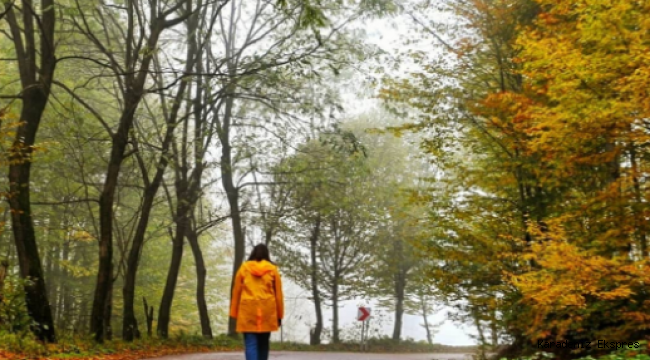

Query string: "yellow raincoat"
[229, 260, 284, 333]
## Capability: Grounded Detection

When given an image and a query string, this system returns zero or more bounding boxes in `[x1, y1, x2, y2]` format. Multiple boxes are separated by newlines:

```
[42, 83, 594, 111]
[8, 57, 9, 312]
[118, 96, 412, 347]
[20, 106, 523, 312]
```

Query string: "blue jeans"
[244, 332, 270, 360]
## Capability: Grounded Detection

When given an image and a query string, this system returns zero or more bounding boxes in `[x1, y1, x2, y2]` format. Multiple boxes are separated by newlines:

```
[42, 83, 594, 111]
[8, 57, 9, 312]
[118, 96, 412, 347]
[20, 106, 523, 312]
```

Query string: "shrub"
[0, 331, 47, 355]
[0, 275, 34, 334]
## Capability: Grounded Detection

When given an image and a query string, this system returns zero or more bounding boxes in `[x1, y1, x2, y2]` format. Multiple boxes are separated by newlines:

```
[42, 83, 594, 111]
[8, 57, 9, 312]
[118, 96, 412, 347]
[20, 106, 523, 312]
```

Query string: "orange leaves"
[509, 229, 650, 340]
[474, 91, 537, 144]
[538, 12, 560, 26]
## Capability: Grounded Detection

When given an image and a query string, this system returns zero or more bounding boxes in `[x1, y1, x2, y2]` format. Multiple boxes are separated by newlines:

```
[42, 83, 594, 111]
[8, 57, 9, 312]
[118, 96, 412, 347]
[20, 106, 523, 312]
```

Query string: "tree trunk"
[421, 295, 433, 345]
[630, 146, 648, 258]
[265, 229, 273, 246]
[0, 260, 8, 302]
[473, 308, 487, 360]
[187, 226, 213, 338]
[58, 240, 70, 330]
[490, 315, 498, 348]
[143, 297, 154, 337]
[122, 182, 162, 340]
[309, 216, 323, 345]
[423, 318, 433, 345]
[91, 99, 135, 342]
[45, 240, 56, 318]
[122, 154, 173, 340]
[7, 87, 57, 343]
[77, 295, 90, 335]
[219, 93, 245, 337]
[157, 199, 189, 338]
[103, 269, 114, 341]
[4, 0, 57, 342]
[392, 270, 405, 341]
[392, 236, 406, 342]
[226, 200, 245, 336]
[51, 242, 61, 323]
[70, 248, 85, 334]
[332, 279, 340, 344]
[0, 261, 6, 326]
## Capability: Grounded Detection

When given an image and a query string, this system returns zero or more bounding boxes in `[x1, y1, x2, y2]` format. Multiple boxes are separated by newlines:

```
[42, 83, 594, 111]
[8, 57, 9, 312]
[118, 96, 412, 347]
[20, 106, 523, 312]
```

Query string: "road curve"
[145, 351, 475, 360]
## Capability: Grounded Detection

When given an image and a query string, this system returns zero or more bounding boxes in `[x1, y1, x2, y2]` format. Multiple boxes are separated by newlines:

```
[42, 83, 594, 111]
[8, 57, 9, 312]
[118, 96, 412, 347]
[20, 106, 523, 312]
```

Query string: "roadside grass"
[271, 337, 478, 353]
[0, 332, 243, 360]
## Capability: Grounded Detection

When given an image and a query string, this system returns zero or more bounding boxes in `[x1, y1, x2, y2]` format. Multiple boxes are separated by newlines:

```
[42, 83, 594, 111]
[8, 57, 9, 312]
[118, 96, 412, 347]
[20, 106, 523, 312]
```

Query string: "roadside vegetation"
[0, 334, 242, 360]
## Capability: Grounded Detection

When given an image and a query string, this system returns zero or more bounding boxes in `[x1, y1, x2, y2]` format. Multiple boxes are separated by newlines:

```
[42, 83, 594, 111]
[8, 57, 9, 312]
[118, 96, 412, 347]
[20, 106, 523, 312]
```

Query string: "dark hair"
[248, 243, 272, 262]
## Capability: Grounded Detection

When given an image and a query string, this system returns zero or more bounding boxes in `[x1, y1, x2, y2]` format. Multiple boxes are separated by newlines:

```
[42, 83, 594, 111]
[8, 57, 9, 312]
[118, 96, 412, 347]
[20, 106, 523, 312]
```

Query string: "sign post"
[357, 306, 371, 351]
[364, 314, 371, 351]
[360, 320, 365, 351]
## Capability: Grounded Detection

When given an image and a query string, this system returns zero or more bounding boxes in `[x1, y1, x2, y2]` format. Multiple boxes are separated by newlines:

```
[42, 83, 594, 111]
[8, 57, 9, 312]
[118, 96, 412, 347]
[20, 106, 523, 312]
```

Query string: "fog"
[269, 280, 476, 345]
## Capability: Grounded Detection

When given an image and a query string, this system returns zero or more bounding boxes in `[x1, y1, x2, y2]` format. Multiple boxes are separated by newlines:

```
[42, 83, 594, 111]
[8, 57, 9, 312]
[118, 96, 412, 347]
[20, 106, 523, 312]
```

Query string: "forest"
[0, 0, 649, 358]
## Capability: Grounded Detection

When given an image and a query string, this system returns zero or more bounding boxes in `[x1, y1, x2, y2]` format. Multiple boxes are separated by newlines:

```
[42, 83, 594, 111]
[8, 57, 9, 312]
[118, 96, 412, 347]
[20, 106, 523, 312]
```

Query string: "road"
[147, 352, 475, 360]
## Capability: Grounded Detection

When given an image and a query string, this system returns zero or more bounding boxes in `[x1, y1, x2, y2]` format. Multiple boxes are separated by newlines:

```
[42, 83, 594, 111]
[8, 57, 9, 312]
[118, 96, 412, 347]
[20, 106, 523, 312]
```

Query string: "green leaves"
[300, 2, 329, 30]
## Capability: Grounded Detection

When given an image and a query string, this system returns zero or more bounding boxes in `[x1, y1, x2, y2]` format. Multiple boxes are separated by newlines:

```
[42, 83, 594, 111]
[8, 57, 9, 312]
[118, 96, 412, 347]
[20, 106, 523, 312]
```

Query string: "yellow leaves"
[503, 0, 650, 190]
[60, 260, 95, 278]
[509, 228, 650, 340]
[0, 111, 49, 169]
[599, 285, 633, 301]
[72, 230, 96, 243]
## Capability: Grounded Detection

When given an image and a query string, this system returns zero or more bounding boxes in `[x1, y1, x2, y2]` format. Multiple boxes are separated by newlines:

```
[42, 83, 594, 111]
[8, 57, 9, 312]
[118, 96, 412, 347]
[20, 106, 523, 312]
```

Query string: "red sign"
[357, 307, 371, 321]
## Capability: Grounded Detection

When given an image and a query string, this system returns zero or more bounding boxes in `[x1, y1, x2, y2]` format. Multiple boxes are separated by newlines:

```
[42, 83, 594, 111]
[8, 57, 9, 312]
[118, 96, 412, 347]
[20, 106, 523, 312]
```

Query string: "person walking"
[230, 244, 284, 360]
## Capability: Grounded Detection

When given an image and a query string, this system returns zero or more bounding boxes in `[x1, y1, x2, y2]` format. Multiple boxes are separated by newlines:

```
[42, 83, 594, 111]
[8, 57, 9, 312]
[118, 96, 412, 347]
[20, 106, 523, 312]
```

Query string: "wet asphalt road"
[146, 351, 474, 360]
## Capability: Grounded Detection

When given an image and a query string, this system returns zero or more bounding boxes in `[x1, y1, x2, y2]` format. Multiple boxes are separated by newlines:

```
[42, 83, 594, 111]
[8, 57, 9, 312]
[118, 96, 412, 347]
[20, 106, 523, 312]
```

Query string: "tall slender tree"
[1, 0, 57, 342]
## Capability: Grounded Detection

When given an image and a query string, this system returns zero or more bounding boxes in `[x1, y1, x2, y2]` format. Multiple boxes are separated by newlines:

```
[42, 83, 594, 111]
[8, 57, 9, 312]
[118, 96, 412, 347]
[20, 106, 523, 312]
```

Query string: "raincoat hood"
[244, 260, 275, 277]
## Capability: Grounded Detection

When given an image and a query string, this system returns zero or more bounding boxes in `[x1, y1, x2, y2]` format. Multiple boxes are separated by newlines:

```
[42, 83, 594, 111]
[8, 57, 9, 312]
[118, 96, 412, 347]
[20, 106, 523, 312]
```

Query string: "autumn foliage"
[382, 0, 650, 354]
[508, 0, 650, 344]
